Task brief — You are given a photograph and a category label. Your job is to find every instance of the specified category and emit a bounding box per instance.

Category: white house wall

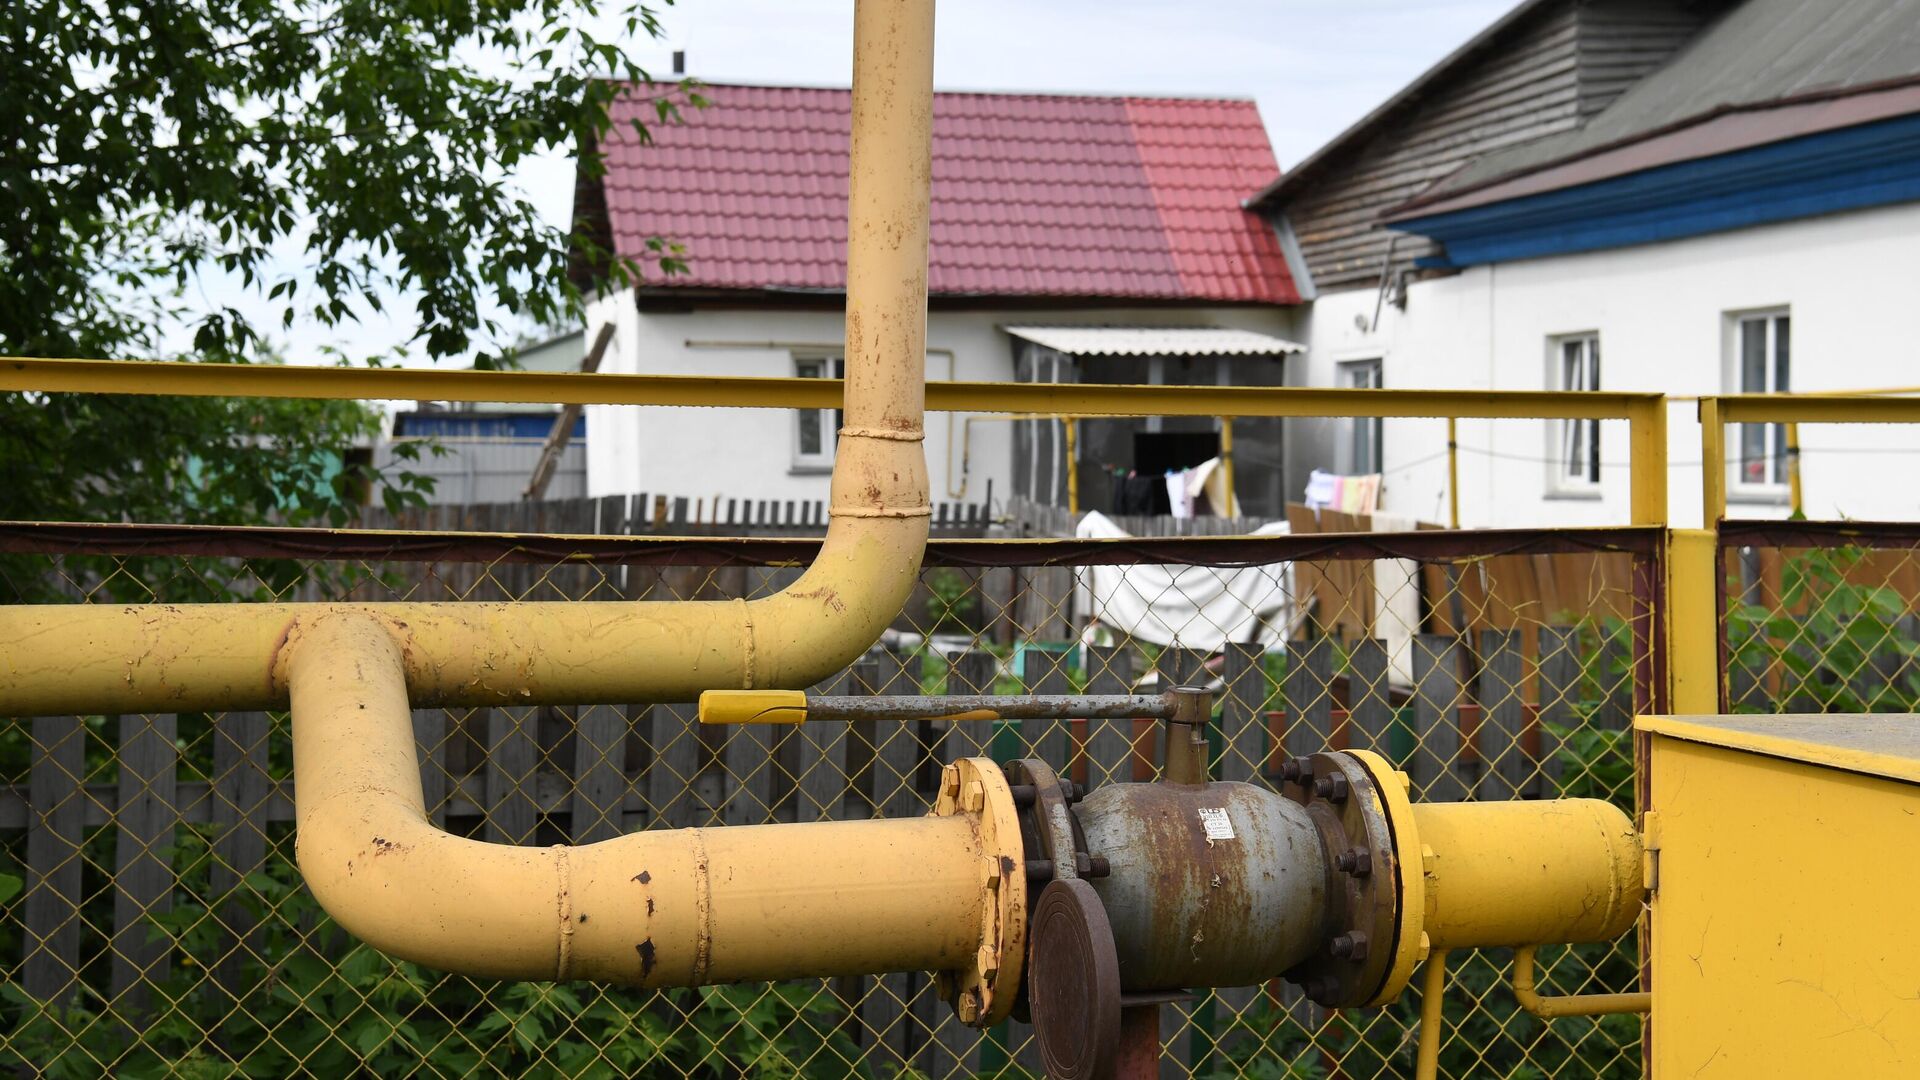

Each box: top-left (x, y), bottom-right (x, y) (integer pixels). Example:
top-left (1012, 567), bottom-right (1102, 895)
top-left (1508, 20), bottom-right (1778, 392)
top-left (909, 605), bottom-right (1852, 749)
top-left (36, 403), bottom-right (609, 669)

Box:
top-left (585, 299), bottom-right (1300, 513)
top-left (1294, 200), bottom-right (1920, 529)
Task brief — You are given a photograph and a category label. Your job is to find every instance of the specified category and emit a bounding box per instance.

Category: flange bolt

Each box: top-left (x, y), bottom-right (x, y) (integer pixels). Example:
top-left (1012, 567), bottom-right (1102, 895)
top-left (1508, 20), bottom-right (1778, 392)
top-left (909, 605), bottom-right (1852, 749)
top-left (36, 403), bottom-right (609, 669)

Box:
top-left (1313, 773), bottom-right (1350, 802)
top-left (1330, 932), bottom-right (1370, 962)
top-left (1333, 847), bottom-right (1372, 877)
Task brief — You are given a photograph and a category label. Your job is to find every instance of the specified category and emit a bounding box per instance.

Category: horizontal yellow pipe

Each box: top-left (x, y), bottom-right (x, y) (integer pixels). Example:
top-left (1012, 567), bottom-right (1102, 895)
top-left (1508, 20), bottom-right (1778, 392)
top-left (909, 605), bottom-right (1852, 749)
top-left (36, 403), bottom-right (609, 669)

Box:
top-left (0, 506), bottom-right (914, 713)
top-left (1412, 799), bottom-right (1643, 950)
top-left (1511, 944), bottom-right (1651, 1018)
top-left (291, 611), bottom-right (990, 984)
top-left (0, 356), bottom-right (1664, 421)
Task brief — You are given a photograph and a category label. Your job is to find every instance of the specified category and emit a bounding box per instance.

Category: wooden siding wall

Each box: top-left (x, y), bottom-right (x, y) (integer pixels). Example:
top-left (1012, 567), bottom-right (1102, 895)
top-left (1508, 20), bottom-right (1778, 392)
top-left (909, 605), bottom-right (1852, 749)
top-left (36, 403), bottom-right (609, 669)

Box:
top-left (1576, 0), bottom-right (1716, 119)
top-left (1280, 0), bottom-right (1709, 293)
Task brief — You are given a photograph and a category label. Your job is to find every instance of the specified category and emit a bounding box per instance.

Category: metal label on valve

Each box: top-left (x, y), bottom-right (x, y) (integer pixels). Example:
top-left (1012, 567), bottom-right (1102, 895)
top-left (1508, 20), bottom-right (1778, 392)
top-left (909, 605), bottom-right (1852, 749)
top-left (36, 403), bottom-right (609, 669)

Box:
top-left (1198, 807), bottom-right (1235, 841)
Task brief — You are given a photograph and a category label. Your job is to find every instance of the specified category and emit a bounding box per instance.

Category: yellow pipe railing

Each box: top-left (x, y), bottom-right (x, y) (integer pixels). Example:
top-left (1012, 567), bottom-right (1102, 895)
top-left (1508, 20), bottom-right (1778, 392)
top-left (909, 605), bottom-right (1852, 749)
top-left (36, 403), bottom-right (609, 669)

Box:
top-left (1700, 393), bottom-right (1920, 524)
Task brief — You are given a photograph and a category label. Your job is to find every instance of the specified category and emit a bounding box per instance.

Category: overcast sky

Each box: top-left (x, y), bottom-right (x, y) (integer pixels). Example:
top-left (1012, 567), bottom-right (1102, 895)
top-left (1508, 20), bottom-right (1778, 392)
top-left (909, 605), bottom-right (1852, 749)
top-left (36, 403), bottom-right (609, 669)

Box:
top-left (180, 0), bottom-right (1515, 365)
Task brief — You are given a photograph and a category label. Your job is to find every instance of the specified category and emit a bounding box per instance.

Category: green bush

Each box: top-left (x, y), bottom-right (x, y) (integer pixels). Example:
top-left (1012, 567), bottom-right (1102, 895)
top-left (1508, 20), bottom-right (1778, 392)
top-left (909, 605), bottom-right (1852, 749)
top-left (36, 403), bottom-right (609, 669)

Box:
top-left (1726, 544), bottom-right (1920, 712)
top-left (2, 849), bottom-right (866, 1079)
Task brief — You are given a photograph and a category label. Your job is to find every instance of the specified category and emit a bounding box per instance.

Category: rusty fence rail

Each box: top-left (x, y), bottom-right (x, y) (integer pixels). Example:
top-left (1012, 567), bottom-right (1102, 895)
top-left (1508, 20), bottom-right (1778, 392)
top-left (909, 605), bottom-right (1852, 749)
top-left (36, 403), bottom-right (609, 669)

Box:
top-left (0, 520), bottom-right (1660, 1079)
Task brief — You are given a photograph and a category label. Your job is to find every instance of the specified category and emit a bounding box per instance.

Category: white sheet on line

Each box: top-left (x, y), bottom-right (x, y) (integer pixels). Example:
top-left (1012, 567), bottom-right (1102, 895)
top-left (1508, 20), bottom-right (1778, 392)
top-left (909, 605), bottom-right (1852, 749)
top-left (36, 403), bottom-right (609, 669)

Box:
top-left (1073, 511), bottom-right (1297, 650)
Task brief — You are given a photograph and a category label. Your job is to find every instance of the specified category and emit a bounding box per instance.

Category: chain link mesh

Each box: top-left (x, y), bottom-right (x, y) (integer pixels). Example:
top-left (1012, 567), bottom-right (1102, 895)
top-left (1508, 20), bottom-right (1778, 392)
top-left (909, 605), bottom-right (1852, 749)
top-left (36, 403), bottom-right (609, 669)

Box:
top-left (0, 522), bottom-right (1658, 1078)
top-left (1721, 524), bottom-right (1920, 715)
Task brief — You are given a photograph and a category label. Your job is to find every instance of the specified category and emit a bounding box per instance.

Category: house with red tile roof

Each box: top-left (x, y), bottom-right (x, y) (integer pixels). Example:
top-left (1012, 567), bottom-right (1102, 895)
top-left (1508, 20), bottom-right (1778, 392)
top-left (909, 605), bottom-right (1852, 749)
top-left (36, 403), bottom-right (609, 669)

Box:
top-left (569, 83), bottom-right (1305, 517)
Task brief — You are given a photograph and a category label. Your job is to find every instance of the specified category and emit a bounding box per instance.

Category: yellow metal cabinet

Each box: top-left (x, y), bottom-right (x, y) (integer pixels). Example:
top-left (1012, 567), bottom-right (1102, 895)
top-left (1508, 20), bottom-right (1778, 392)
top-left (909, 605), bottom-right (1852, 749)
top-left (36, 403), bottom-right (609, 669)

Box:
top-left (1640, 714), bottom-right (1920, 1078)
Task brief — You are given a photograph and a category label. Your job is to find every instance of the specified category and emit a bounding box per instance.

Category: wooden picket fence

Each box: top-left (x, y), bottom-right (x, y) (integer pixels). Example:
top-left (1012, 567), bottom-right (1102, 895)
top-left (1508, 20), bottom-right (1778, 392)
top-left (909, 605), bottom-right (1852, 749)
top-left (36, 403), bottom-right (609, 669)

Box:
top-left (11, 619), bottom-right (1636, 1074)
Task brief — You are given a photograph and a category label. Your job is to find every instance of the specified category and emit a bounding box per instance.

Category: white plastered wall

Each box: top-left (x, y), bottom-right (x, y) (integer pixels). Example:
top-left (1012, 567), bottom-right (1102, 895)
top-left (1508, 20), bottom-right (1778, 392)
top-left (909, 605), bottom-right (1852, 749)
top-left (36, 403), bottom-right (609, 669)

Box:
top-left (584, 300), bottom-right (1301, 511)
top-left (1292, 200), bottom-right (1920, 528)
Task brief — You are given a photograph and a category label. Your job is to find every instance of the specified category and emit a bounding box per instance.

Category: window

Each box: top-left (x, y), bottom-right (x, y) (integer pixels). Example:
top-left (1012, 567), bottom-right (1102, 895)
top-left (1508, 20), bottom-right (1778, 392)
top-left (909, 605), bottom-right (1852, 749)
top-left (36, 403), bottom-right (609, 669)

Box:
top-left (1730, 312), bottom-right (1791, 491)
top-left (1343, 360), bottom-right (1383, 475)
top-left (1551, 334), bottom-right (1601, 489)
top-left (792, 356), bottom-right (844, 471)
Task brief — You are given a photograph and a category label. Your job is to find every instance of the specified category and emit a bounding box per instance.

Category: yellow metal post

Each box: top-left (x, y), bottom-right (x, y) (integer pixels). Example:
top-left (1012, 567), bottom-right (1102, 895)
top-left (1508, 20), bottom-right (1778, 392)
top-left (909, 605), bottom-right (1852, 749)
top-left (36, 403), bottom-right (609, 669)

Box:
top-left (1217, 417), bottom-right (1232, 517)
top-left (1446, 416), bottom-right (1460, 528)
top-left (1666, 528), bottom-right (1721, 716)
top-left (1785, 420), bottom-right (1803, 515)
top-left (1065, 417), bottom-right (1080, 515)
top-left (1699, 397), bottom-right (1726, 526)
top-left (1627, 397), bottom-right (1668, 526)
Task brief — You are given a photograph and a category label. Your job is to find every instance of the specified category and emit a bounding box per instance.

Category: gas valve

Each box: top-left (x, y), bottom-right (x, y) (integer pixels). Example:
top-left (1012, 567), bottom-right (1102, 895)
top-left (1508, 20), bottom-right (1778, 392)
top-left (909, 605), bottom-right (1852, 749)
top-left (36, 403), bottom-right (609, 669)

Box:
top-left (996, 686), bottom-right (1643, 1080)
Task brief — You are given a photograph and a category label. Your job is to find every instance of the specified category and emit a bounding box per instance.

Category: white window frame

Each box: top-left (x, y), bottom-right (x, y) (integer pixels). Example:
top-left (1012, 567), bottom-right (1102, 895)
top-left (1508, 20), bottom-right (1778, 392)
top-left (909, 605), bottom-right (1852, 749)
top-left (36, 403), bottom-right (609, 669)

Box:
top-left (1726, 309), bottom-right (1791, 498)
top-left (1341, 359), bottom-right (1383, 475)
top-left (791, 355), bottom-right (844, 472)
top-left (1547, 333), bottom-right (1602, 495)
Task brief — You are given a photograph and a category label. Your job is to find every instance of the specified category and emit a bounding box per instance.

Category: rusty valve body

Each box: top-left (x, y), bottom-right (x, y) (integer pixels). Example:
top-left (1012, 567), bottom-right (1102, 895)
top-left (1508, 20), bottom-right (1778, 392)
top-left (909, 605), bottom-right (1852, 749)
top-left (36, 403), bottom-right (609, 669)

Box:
top-left (1074, 780), bottom-right (1332, 990)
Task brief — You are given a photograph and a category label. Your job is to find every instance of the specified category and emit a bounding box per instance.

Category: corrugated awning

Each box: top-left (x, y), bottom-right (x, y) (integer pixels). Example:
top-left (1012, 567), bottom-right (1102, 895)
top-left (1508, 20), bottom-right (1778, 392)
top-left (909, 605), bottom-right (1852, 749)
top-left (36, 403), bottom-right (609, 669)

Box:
top-left (1004, 325), bottom-right (1304, 357)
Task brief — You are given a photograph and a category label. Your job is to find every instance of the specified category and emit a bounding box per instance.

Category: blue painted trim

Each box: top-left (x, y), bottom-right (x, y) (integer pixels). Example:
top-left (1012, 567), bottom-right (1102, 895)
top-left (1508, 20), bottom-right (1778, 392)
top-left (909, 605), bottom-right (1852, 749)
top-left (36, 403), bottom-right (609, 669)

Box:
top-left (396, 412), bottom-right (585, 440)
top-left (1394, 113), bottom-right (1920, 266)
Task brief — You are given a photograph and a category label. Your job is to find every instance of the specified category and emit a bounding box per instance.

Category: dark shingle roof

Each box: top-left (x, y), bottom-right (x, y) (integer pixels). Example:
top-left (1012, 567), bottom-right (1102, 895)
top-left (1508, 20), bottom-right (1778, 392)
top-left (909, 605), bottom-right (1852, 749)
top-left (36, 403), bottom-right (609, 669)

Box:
top-left (1408, 0), bottom-right (1920, 206)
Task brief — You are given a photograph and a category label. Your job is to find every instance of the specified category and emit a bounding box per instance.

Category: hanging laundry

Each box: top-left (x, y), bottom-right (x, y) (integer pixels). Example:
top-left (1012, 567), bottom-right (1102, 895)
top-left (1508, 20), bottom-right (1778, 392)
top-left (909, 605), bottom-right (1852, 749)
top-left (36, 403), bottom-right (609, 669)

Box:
top-left (1185, 456), bottom-right (1240, 517)
top-left (1304, 469), bottom-right (1338, 510)
top-left (1114, 472), bottom-right (1158, 515)
top-left (1166, 470), bottom-right (1195, 519)
top-left (1304, 469), bottom-right (1381, 515)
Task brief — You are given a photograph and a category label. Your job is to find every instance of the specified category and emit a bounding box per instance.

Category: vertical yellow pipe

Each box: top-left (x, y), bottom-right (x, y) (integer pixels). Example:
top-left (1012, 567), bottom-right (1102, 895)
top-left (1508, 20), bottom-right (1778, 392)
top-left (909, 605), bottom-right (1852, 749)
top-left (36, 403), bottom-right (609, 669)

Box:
top-left (1218, 417), bottom-right (1233, 516)
top-left (1785, 420), bottom-right (1803, 516)
top-left (1414, 950), bottom-right (1450, 1080)
top-left (1628, 397), bottom-right (1668, 527)
top-left (1666, 529), bottom-right (1721, 715)
top-left (1065, 417), bottom-right (1080, 514)
top-left (1699, 397), bottom-right (1726, 527)
top-left (1446, 416), bottom-right (1460, 529)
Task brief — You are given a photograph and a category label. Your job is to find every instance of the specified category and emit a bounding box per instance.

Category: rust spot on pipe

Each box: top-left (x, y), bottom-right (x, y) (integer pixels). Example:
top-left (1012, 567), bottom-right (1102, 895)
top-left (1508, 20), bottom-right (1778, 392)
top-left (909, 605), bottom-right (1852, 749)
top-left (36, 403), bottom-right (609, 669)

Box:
top-left (370, 836), bottom-right (407, 856)
top-left (637, 939), bottom-right (657, 979)
top-left (647, 897), bottom-right (655, 916)
top-left (792, 586), bottom-right (847, 615)
top-left (634, 870), bottom-right (651, 884)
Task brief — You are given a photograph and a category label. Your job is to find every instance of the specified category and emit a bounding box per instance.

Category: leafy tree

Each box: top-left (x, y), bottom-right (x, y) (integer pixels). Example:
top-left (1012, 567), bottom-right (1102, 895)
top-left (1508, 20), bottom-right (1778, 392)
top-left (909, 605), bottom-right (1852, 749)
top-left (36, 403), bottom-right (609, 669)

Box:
top-left (0, 0), bottom-right (694, 541)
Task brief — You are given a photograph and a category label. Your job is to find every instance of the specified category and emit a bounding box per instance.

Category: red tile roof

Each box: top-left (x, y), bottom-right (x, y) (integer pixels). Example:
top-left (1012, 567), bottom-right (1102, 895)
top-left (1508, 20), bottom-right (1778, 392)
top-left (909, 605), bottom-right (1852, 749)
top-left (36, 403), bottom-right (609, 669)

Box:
top-left (587, 84), bottom-right (1299, 305)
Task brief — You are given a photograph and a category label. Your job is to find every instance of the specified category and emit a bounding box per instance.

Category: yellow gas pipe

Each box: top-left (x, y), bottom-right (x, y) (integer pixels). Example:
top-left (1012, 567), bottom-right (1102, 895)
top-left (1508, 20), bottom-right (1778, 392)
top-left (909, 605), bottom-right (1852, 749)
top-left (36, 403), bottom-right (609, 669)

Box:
top-left (289, 611), bottom-right (1004, 986)
top-left (0, 0), bottom-right (933, 718)
top-left (0, 0), bottom-right (1036, 1021)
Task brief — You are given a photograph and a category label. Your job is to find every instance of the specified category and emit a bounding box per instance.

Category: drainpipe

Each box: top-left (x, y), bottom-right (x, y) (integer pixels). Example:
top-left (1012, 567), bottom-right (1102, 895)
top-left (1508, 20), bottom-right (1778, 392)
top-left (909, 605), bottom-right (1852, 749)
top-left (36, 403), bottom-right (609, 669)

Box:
top-left (0, 0), bottom-right (935, 717)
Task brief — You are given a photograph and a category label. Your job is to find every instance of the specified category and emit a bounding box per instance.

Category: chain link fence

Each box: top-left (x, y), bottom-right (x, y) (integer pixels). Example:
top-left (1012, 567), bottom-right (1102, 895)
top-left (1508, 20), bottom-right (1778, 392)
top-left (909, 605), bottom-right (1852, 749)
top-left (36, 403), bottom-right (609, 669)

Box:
top-left (0, 514), bottom-right (1661, 1079)
top-left (1720, 520), bottom-right (1920, 715)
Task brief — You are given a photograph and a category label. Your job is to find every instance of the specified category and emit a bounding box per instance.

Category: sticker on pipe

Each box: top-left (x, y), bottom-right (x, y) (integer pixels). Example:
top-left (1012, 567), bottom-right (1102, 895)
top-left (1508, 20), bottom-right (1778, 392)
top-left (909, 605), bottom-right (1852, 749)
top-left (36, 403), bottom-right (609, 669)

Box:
top-left (1197, 807), bottom-right (1235, 842)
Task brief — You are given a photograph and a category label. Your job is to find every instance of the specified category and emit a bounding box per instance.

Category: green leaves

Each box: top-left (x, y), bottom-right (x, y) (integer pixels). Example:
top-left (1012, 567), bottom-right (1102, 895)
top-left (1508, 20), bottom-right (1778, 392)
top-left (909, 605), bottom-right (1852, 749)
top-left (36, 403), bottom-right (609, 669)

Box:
top-left (0, 856), bottom-right (864, 1077)
top-left (1727, 545), bottom-right (1920, 713)
top-left (2, 0), bottom-right (691, 545)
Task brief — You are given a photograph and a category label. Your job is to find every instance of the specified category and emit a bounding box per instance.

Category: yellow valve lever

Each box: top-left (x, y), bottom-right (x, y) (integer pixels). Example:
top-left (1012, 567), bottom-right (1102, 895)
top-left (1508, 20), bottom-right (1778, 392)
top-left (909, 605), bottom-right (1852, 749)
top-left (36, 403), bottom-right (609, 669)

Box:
top-left (699, 689), bottom-right (808, 725)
